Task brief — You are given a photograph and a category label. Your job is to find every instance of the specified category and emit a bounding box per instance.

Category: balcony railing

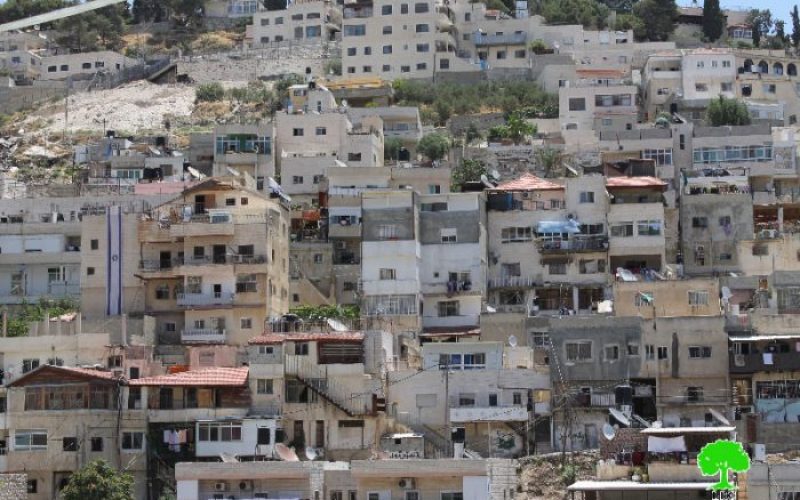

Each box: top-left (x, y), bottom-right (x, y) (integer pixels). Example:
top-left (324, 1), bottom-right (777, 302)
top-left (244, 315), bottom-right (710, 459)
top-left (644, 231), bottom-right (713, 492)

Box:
top-left (573, 392), bottom-right (615, 407)
top-left (422, 314), bottom-right (480, 329)
top-left (176, 292), bottom-right (234, 307)
top-left (730, 352), bottom-right (800, 373)
top-left (181, 329), bottom-right (226, 343)
top-left (487, 275), bottom-right (538, 289)
top-left (538, 236), bottom-right (609, 253)
top-left (473, 32), bottom-right (527, 46)
top-left (450, 405), bottom-right (529, 423)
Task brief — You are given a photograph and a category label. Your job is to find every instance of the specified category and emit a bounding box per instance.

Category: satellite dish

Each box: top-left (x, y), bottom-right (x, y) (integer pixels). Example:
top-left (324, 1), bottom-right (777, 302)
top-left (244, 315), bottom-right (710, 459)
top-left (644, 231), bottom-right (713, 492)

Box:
top-left (653, 421), bottom-right (663, 428)
top-left (305, 447), bottom-right (318, 460)
top-left (486, 305), bottom-right (497, 313)
top-left (721, 286), bottom-right (732, 300)
top-left (327, 317), bottom-right (348, 332)
top-left (602, 423), bottom-right (616, 441)
top-left (508, 334), bottom-right (518, 348)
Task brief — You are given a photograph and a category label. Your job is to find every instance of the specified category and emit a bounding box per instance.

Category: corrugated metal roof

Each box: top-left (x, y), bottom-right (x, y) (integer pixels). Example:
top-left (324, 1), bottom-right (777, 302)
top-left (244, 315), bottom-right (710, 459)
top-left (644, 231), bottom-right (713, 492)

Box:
top-left (248, 332), bottom-right (365, 345)
top-left (129, 367), bottom-right (249, 387)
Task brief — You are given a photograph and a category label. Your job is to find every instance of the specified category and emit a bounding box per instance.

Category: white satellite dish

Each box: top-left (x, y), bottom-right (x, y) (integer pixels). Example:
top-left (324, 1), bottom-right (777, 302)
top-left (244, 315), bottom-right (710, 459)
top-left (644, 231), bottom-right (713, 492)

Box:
top-left (508, 334), bottom-right (518, 348)
top-left (721, 286), bottom-right (732, 300)
top-left (305, 447), bottom-right (318, 460)
top-left (327, 317), bottom-right (348, 332)
top-left (602, 423), bottom-right (616, 441)
top-left (486, 305), bottom-right (497, 313)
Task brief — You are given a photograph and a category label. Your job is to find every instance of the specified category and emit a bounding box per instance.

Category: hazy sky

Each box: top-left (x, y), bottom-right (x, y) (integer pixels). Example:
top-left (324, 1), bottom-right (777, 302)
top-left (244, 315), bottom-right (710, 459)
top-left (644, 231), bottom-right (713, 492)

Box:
top-left (708, 0), bottom-right (792, 23)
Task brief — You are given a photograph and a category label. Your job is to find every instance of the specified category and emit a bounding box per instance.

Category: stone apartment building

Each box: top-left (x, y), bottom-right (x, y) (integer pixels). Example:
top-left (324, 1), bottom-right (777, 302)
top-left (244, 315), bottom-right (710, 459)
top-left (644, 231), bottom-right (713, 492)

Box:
top-left (248, 0), bottom-right (342, 47)
top-left (136, 177), bottom-right (290, 347)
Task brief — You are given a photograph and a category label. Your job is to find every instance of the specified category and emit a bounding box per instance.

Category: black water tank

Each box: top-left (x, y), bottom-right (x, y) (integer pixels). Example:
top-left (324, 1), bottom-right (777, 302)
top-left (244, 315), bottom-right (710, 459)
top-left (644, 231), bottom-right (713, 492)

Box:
top-left (615, 385), bottom-right (633, 406)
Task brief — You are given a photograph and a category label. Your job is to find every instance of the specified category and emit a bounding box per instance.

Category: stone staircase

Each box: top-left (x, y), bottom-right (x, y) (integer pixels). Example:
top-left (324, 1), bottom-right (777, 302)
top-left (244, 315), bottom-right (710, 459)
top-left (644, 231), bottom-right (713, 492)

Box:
top-left (284, 355), bottom-right (373, 417)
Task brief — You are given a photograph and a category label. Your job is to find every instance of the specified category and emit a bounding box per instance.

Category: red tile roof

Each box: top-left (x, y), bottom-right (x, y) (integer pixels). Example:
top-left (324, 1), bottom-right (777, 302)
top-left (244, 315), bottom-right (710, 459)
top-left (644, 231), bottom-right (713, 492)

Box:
top-left (129, 367), bottom-right (249, 387)
top-left (249, 332), bottom-right (365, 345)
top-left (491, 173), bottom-right (564, 192)
top-left (606, 176), bottom-right (667, 189)
top-left (8, 364), bottom-right (119, 387)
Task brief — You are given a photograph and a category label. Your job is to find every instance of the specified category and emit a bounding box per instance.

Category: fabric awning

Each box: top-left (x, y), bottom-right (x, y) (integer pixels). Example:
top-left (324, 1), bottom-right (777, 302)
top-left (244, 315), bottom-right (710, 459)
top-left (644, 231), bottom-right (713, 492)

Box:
top-left (647, 435), bottom-right (687, 453)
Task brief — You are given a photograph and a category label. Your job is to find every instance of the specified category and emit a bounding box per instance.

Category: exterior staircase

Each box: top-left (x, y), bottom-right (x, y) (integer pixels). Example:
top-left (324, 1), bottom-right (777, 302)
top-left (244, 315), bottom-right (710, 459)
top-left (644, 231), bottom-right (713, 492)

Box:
top-left (284, 355), bottom-right (372, 417)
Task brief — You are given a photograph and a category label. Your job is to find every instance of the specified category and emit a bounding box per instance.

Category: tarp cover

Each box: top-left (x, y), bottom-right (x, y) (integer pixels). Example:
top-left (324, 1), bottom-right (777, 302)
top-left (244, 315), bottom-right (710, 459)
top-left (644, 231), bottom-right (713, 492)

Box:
top-left (647, 435), bottom-right (687, 453)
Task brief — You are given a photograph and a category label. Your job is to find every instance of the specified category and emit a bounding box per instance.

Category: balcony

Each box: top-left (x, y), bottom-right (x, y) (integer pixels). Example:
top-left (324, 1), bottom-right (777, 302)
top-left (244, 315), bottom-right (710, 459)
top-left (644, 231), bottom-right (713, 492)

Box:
top-left (421, 280), bottom-right (478, 295)
top-left (169, 217), bottom-right (235, 238)
top-left (573, 392), bottom-right (615, 408)
top-left (487, 275), bottom-right (539, 289)
top-left (473, 32), bottom-right (527, 46)
top-left (176, 292), bottom-right (234, 308)
top-left (329, 223), bottom-right (361, 239)
top-left (538, 236), bottom-right (608, 254)
top-left (422, 314), bottom-right (480, 329)
top-left (181, 328), bottom-right (227, 344)
top-left (450, 405), bottom-right (529, 423)
top-left (729, 351), bottom-right (800, 374)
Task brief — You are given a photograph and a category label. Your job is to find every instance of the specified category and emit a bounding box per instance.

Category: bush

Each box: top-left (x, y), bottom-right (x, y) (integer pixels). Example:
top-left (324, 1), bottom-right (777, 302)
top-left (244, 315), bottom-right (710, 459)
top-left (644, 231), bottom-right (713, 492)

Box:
top-left (417, 133), bottom-right (451, 162)
top-left (706, 96), bottom-right (751, 126)
top-left (195, 82), bottom-right (225, 103)
top-left (324, 58), bottom-right (342, 76)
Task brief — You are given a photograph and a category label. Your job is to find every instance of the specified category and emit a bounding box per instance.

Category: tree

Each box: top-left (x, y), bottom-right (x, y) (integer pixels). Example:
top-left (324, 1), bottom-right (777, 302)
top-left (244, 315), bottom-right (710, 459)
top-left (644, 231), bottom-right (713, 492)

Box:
top-left (0, 0), bottom-right (68, 24)
top-left (452, 159), bottom-right (487, 191)
top-left (289, 304), bottom-right (359, 320)
top-left (706, 96), bottom-right (751, 127)
top-left (465, 122), bottom-right (483, 144)
top-left (195, 82), bottom-right (225, 103)
top-left (384, 137), bottom-right (403, 162)
top-left (505, 113), bottom-right (537, 145)
top-left (697, 440), bottom-right (750, 491)
top-left (791, 5), bottom-right (800, 49)
top-left (774, 20), bottom-right (788, 47)
top-left (633, 0), bottom-right (678, 41)
top-left (54, 4), bottom-right (128, 51)
top-left (417, 133), bottom-right (450, 162)
top-left (614, 13), bottom-right (647, 40)
top-left (540, 0), bottom-right (609, 29)
top-left (702, 0), bottom-right (724, 41)
top-left (748, 9), bottom-right (773, 47)
top-left (536, 147), bottom-right (567, 178)
top-left (61, 460), bottom-right (134, 500)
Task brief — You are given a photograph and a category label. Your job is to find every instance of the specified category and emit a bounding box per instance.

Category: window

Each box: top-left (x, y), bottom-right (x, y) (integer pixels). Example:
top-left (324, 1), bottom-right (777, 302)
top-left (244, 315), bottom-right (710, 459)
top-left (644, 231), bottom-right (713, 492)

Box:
top-left (429, 184), bottom-right (442, 194)
top-left (496, 50), bottom-right (506, 60)
top-left (60, 64), bottom-right (68, 71)
top-left (348, 152), bottom-right (362, 161)
top-left (529, 332), bottom-right (550, 347)
top-left (347, 47), bottom-right (356, 56)
top-left (753, 244), bottom-right (769, 256)
top-left (692, 217), bottom-right (708, 228)
top-left (292, 176), bottom-right (304, 184)
top-left (314, 254), bottom-right (323, 264)
top-left (198, 421), bottom-right (243, 442)
top-left (315, 127), bottom-right (327, 136)
top-left (236, 274), bottom-right (257, 293)
top-left (642, 148), bottom-right (672, 166)
top-left (637, 220), bottom-right (661, 236)
top-left (688, 290), bottom-right (709, 306)
top-left (416, 63), bottom-right (427, 70)
top-left (610, 222), bottom-right (634, 237)
top-left (379, 268), bottom-right (396, 280)
top-left (382, 5), bottom-right (392, 14)
top-left (15, 430), bottom-right (47, 450)
top-left (364, 47), bottom-right (371, 55)
top-left (383, 45), bottom-right (392, 54)
top-left (343, 24), bottom-right (366, 36)
top-left (295, 343), bottom-right (309, 355)
top-left (258, 345), bottom-right (274, 355)
top-left (257, 379), bottom-right (273, 394)
top-left (22, 359), bottom-right (39, 373)
top-left (627, 343), bottom-right (639, 356)
top-left (438, 353), bottom-right (485, 370)
top-left (401, 65), bottom-right (411, 73)
top-left (121, 431), bottom-right (144, 451)
top-left (548, 262), bottom-right (566, 275)
top-left (689, 346), bottom-right (712, 358)
top-left (415, 24), bottom-right (429, 33)
top-left (722, 60), bottom-right (731, 67)
top-left (565, 341), bottom-right (592, 362)
top-left (441, 492), bottom-right (464, 500)
top-left (377, 224), bottom-right (398, 240)
top-left (27, 480), bottom-right (37, 494)
top-left (695, 83), bottom-right (708, 92)
top-left (568, 98), bottom-right (586, 111)
top-left (90, 239), bottom-right (99, 250)
top-left (291, 13), bottom-right (303, 20)
top-left (240, 318), bottom-right (253, 329)
top-left (764, 84), bottom-right (776, 94)
top-left (595, 94), bottom-right (632, 107)
top-left (501, 227), bottom-right (532, 243)
top-left (383, 25), bottom-right (392, 34)
top-left (687, 386), bottom-right (704, 402)
top-left (440, 228), bottom-right (457, 243)
top-left (338, 420), bottom-right (365, 428)
top-left (579, 192), bottom-right (594, 203)
top-left (91, 437), bottom-right (103, 452)
top-left (63, 437), bottom-right (78, 451)
top-left (721, 82), bottom-right (732, 92)
top-left (48, 65), bottom-right (56, 72)
top-left (604, 345), bottom-right (619, 361)
top-left (437, 300), bottom-right (459, 317)
top-left (515, 49), bottom-right (526, 58)
top-left (260, 17), bottom-right (269, 25)
top-left (458, 393), bottom-right (475, 407)
top-left (275, 16), bottom-right (283, 24)
top-left (292, 128), bottom-right (304, 137)
top-left (657, 346), bottom-right (668, 360)
top-left (645, 345), bottom-right (654, 360)
top-left (401, 3), bottom-right (408, 13)
top-left (416, 43), bottom-right (429, 53)
top-left (48, 267), bottom-right (64, 283)
top-left (414, 2), bottom-right (429, 12)
top-left (165, 322), bottom-right (176, 333)
top-left (155, 284), bottom-right (170, 300)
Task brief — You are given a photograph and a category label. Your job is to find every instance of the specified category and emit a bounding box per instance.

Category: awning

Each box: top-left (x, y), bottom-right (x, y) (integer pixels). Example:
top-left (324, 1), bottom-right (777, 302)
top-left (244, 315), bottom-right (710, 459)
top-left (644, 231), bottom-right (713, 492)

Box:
top-left (537, 220), bottom-right (581, 234)
top-left (640, 426), bottom-right (735, 435)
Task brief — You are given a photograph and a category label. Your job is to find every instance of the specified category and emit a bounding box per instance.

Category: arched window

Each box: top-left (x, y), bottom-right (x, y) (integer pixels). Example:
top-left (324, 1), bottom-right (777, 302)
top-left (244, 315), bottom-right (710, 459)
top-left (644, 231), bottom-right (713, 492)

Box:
top-left (774, 62), bottom-right (784, 75)
top-left (743, 59), bottom-right (754, 72)
top-left (758, 60), bottom-right (769, 74)
top-left (788, 63), bottom-right (797, 77)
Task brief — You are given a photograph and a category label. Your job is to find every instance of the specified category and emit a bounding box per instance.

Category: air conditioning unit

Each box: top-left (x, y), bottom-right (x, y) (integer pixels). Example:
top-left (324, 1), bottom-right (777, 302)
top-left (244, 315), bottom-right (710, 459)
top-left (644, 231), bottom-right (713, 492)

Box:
top-left (214, 482), bottom-right (228, 492)
top-left (239, 481), bottom-right (254, 491)
top-left (399, 478), bottom-right (416, 489)
top-left (734, 354), bottom-right (745, 367)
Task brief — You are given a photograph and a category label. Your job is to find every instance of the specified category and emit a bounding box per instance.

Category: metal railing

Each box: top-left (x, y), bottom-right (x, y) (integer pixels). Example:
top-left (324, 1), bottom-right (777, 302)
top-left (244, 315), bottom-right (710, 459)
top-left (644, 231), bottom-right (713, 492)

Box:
top-left (176, 292), bottom-right (234, 307)
top-left (181, 329), bottom-right (226, 343)
top-left (284, 354), bottom-right (372, 416)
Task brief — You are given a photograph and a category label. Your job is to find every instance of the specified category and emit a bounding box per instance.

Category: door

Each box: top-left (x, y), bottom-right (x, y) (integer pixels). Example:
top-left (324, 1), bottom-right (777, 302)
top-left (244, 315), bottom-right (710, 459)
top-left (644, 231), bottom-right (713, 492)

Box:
top-left (159, 387), bottom-right (173, 409)
top-left (293, 420), bottom-right (305, 447)
top-left (213, 284), bottom-right (222, 299)
top-left (213, 245), bottom-right (226, 264)
top-left (194, 195), bottom-right (205, 213)
top-left (159, 251), bottom-right (171, 269)
top-left (315, 420), bottom-right (325, 448)
top-left (584, 424), bottom-right (598, 449)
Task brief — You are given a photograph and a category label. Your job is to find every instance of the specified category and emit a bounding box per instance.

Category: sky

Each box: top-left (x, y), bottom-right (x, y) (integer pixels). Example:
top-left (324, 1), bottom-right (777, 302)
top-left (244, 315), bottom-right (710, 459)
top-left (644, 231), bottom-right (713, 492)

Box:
top-left (702, 0), bottom-right (792, 23)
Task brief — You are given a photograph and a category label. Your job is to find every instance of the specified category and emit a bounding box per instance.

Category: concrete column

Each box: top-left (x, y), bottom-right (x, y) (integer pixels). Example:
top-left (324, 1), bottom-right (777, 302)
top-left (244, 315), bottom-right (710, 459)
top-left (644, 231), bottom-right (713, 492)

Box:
top-left (572, 286), bottom-right (579, 312)
top-left (778, 206), bottom-right (784, 232)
